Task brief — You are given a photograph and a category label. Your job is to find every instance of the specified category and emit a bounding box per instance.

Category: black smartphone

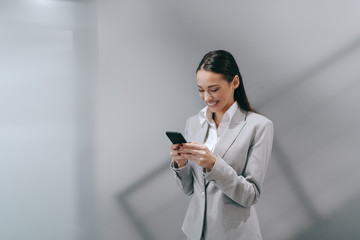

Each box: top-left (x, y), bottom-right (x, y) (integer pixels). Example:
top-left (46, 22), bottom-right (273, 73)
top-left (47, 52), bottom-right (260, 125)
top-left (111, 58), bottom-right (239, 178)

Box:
top-left (166, 131), bottom-right (187, 144)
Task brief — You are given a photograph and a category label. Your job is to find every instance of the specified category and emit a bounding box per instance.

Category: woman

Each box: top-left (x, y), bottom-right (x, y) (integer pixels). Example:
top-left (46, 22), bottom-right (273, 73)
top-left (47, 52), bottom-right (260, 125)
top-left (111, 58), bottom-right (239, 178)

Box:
top-left (170, 50), bottom-right (274, 240)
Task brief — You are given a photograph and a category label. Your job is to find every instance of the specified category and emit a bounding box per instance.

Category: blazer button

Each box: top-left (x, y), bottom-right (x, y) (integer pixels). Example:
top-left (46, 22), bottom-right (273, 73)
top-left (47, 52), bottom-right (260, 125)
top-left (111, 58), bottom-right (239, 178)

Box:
top-left (202, 191), bottom-right (205, 197)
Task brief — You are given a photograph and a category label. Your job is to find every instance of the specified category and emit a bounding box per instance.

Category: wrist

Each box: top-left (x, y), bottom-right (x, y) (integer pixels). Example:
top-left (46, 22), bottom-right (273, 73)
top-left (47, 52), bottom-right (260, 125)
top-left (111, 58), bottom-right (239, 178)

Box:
top-left (206, 154), bottom-right (217, 172)
top-left (174, 160), bottom-right (187, 168)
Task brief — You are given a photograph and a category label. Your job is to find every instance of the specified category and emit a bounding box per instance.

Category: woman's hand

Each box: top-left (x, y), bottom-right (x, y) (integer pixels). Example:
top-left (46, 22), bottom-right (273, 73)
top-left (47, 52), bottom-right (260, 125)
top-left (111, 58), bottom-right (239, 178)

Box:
top-left (178, 142), bottom-right (217, 172)
top-left (170, 144), bottom-right (188, 168)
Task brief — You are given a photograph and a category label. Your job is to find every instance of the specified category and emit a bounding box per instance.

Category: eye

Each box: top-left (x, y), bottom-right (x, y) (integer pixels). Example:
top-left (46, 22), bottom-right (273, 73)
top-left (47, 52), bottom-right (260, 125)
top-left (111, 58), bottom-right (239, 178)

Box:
top-left (211, 88), bottom-right (219, 93)
top-left (198, 89), bottom-right (204, 93)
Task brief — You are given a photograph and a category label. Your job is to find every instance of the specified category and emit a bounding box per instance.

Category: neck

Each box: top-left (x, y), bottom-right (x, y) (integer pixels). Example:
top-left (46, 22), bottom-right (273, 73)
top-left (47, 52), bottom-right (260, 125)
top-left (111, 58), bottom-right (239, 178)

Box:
top-left (213, 112), bottom-right (223, 128)
top-left (213, 100), bottom-right (235, 127)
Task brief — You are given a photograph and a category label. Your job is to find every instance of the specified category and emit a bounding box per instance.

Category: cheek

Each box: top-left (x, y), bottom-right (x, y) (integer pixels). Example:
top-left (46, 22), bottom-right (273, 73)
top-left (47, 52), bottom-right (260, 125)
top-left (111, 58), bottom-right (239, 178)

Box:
top-left (213, 91), bottom-right (223, 100)
top-left (220, 90), bottom-right (231, 100)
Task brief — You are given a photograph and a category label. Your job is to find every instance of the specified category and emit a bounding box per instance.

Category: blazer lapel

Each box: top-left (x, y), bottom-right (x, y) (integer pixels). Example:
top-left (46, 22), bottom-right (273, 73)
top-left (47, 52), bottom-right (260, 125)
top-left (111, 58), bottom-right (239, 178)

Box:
top-left (213, 108), bottom-right (247, 158)
top-left (194, 120), bottom-right (209, 144)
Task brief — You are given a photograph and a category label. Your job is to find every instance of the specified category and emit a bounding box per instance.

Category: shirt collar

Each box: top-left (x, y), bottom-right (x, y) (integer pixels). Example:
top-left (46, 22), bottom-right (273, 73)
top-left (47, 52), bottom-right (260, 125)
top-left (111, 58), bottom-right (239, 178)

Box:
top-left (198, 101), bottom-right (239, 125)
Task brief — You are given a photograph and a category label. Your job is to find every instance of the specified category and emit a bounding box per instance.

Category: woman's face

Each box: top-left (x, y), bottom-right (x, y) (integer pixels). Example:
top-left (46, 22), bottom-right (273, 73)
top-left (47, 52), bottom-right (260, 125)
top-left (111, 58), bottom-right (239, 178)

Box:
top-left (196, 70), bottom-right (239, 115)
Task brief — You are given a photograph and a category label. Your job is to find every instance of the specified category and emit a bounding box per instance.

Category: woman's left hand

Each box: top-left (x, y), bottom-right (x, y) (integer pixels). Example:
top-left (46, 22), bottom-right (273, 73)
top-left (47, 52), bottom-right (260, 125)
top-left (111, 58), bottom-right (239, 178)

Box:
top-left (179, 142), bottom-right (217, 171)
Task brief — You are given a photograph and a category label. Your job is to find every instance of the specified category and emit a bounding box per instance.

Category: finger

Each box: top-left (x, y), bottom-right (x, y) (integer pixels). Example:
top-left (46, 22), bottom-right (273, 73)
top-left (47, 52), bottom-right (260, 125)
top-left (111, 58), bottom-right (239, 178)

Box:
top-left (170, 144), bottom-right (178, 150)
top-left (171, 143), bottom-right (183, 150)
top-left (179, 148), bottom-right (205, 155)
top-left (170, 150), bottom-right (189, 159)
top-left (181, 153), bottom-right (202, 163)
top-left (174, 155), bottom-right (188, 162)
top-left (173, 157), bottom-right (187, 162)
top-left (171, 152), bottom-right (185, 160)
top-left (170, 151), bottom-right (182, 157)
top-left (175, 158), bottom-right (188, 164)
top-left (182, 142), bottom-right (207, 151)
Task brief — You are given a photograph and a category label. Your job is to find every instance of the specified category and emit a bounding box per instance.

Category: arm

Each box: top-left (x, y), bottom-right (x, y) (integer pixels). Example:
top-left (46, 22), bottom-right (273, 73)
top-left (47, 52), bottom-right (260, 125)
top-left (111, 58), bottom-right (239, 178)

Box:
top-left (170, 119), bottom-right (194, 195)
top-left (205, 120), bottom-right (274, 207)
top-left (171, 161), bottom-right (193, 196)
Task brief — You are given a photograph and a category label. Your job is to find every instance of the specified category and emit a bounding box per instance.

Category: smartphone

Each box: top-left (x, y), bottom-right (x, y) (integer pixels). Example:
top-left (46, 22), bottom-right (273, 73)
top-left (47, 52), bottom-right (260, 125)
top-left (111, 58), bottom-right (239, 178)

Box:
top-left (166, 131), bottom-right (187, 144)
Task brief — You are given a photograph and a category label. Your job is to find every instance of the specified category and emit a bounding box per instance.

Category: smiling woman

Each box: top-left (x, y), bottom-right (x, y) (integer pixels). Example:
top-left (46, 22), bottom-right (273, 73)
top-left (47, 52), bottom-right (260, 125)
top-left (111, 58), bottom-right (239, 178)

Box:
top-left (170, 50), bottom-right (274, 240)
top-left (197, 50), bottom-right (256, 113)
top-left (196, 70), bottom-right (239, 127)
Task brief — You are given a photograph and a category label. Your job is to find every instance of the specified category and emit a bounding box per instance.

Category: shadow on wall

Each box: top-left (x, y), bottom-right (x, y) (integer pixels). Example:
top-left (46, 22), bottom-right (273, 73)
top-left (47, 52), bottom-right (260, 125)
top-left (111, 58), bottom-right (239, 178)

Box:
top-left (293, 191), bottom-right (360, 240)
top-left (116, 155), bottom-right (360, 240)
top-left (117, 160), bottom-right (189, 240)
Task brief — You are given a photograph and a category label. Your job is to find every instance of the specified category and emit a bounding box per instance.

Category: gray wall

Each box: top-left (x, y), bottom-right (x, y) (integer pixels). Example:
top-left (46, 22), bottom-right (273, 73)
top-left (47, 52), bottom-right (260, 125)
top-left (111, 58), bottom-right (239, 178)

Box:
top-left (1, 1), bottom-right (360, 240)
top-left (96, 1), bottom-right (360, 240)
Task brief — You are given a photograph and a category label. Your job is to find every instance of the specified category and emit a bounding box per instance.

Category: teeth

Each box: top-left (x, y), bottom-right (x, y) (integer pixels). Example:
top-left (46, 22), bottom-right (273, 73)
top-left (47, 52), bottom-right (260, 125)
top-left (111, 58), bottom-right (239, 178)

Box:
top-left (208, 101), bottom-right (218, 106)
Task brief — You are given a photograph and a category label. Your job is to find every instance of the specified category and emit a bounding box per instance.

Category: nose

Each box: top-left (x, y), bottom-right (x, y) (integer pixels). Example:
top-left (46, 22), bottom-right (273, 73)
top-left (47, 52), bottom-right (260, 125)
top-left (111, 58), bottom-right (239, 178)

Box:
top-left (204, 91), bottom-right (212, 102)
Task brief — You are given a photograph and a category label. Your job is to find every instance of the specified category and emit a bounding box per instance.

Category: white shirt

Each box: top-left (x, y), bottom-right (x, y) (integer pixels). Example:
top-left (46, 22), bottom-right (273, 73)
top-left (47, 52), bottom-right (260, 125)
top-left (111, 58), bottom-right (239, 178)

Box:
top-left (198, 101), bottom-right (239, 152)
top-left (172, 102), bottom-right (239, 171)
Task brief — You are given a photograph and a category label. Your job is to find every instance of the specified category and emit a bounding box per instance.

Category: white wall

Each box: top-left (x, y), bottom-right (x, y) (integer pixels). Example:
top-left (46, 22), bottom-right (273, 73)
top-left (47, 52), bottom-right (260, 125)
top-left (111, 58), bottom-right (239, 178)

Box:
top-left (0, 1), bottom-right (78, 240)
top-left (0, 1), bottom-right (98, 240)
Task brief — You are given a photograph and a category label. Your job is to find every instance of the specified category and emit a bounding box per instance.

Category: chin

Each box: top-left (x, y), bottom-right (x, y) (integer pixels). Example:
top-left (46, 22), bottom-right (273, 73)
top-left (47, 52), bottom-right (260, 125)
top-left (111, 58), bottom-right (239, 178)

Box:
top-left (208, 105), bottom-right (221, 113)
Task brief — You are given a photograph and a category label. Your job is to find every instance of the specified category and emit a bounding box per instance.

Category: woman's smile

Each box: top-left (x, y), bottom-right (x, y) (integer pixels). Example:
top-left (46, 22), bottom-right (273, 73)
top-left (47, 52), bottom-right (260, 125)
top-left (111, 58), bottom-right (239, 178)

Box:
top-left (207, 100), bottom-right (220, 107)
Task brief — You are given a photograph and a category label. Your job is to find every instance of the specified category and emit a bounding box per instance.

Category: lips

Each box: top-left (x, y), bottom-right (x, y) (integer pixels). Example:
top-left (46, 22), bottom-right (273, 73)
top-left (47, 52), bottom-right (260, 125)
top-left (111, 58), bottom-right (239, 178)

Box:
top-left (207, 100), bottom-right (219, 107)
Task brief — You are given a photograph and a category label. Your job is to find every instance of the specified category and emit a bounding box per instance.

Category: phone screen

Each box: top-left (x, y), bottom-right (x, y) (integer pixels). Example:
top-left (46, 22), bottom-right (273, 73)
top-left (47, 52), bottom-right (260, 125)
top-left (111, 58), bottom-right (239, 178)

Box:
top-left (166, 131), bottom-right (187, 144)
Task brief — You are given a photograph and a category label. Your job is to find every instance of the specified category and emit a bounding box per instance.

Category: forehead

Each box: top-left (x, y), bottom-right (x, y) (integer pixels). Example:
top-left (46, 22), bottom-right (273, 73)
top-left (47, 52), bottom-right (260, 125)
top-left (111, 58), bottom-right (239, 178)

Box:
top-left (196, 70), bottom-right (227, 87)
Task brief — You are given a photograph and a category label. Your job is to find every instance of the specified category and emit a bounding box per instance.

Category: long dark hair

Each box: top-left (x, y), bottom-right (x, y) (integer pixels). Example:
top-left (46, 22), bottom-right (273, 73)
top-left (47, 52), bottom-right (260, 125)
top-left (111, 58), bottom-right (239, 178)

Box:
top-left (196, 50), bottom-right (256, 113)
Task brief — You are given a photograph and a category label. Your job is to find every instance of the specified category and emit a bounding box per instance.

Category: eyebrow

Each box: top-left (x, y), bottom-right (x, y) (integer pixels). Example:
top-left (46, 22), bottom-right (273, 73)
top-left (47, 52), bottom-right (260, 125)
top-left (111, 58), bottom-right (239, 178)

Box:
top-left (197, 84), bottom-right (220, 89)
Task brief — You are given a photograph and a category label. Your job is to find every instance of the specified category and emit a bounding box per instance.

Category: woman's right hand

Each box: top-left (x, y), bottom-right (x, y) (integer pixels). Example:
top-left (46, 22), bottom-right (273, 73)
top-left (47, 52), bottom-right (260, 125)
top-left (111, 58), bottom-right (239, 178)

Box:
top-left (170, 144), bottom-right (188, 168)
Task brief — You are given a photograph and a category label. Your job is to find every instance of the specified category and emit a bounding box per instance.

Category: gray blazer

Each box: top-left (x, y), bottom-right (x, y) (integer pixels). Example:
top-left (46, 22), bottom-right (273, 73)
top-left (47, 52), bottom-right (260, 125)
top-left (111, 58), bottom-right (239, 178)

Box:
top-left (172, 107), bottom-right (274, 240)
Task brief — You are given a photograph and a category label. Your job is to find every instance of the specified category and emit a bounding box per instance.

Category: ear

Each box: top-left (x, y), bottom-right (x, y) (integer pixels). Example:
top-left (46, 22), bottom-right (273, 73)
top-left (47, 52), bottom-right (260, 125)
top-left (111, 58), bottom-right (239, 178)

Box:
top-left (232, 75), bottom-right (240, 89)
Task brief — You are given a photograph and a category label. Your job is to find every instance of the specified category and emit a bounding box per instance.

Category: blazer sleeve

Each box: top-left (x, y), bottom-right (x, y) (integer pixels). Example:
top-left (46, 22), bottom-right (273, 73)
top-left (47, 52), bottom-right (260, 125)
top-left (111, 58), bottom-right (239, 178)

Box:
top-left (171, 118), bottom-right (194, 196)
top-left (204, 119), bottom-right (274, 207)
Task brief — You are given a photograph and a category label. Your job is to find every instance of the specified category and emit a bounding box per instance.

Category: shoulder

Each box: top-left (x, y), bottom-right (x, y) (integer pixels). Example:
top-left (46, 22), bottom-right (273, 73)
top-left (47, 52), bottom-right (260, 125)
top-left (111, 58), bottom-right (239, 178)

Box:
top-left (183, 113), bottom-right (203, 140)
top-left (246, 111), bottom-right (273, 131)
top-left (185, 113), bottom-right (202, 130)
top-left (187, 113), bottom-right (201, 124)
